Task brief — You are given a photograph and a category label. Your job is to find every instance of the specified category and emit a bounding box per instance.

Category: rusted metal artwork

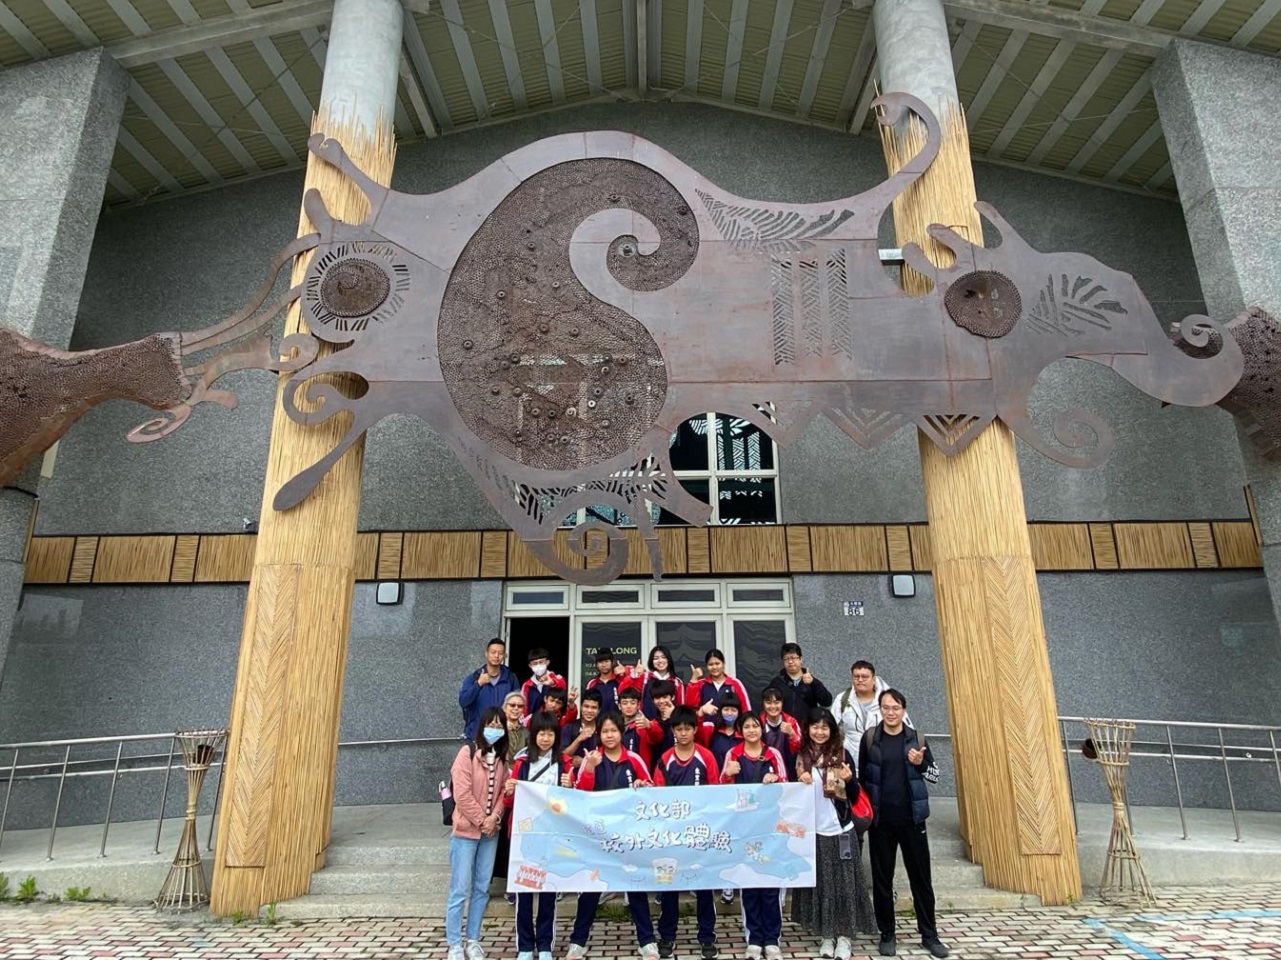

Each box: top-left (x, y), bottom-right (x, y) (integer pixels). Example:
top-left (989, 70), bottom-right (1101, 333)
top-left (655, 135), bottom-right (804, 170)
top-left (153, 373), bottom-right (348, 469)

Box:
top-left (1173, 307), bottom-right (1281, 460)
top-left (0, 95), bottom-right (1250, 583)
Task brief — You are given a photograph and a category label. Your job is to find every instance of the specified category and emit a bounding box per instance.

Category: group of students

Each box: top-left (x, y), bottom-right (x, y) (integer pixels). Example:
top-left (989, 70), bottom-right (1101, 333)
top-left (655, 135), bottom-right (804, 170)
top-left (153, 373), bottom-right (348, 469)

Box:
top-left (448, 639), bottom-right (950, 960)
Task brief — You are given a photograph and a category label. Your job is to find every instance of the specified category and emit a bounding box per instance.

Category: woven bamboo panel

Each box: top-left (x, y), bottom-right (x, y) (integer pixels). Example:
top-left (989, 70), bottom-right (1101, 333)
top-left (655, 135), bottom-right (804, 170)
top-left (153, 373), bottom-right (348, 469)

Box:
top-left (809, 525), bottom-right (888, 572)
top-left (785, 526), bottom-right (813, 572)
top-left (195, 535), bottom-right (257, 582)
top-left (1213, 521), bottom-right (1263, 568)
top-left (92, 535), bottom-right (176, 583)
top-left (480, 531), bottom-right (508, 578)
top-left (908, 525), bottom-right (932, 571)
top-left (616, 528), bottom-right (688, 576)
top-left (354, 533), bottom-right (378, 580)
top-left (886, 525), bottom-right (913, 571)
top-left (507, 530), bottom-right (587, 578)
top-left (686, 527), bottom-right (711, 574)
top-left (68, 537), bottom-right (98, 583)
top-left (1187, 522), bottom-right (1218, 568)
top-left (709, 526), bottom-right (788, 573)
top-left (1028, 524), bottom-right (1093, 571)
top-left (401, 532), bottom-right (481, 579)
top-left (1088, 524), bottom-right (1119, 570)
top-left (24, 536), bottom-right (74, 584)
top-left (171, 534), bottom-right (200, 582)
top-left (1114, 523), bottom-right (1195, 570)
top-left (376, 532), bottom-right (403, 580)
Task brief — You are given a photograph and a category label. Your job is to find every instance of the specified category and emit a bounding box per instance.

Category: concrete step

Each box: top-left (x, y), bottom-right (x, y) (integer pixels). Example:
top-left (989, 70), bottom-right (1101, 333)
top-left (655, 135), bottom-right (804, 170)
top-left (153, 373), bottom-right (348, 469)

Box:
top-left (309, 864), bottom-right (451, 894)
top-left (326, 841), bottom-right (452, 866)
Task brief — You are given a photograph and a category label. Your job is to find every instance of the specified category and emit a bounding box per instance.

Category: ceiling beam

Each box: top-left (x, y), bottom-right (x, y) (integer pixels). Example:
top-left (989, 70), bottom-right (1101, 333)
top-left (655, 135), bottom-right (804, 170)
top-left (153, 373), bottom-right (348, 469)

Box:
top-left (625, 0), bottom-right (640, 93)
top-left (797, 0), bottom-right (845, 118)
top-left (438, 0), bottom-right (492, 120)
top-left (403, 9), bottom-right (452, 129)
top-left (835, 17), bottom-right (876, 131)
top-left (1144, 158), bottom-right (1172, 191)
top-left (684, 0), bottom-right (704, 92)
top-left (942, 0), bottom-right (1166, 56)
top-left (0, 4), bottom-right (49, 58)
top-left (579, 0), bottom-right (604, 95)
top-left (1024, 48), bottom-right (1122, 165)
top-left (721, 0), bottom-right (750, 104)
top-left (965, 28), bottom-right (1028, 132)
top-left (1064, 69), bottom-right (1153, 174)
top-left (647, 0), bottom-right (662, 90)
top-left (487, 0), bottom-right (528, 110)
top-left (636, 0), bottom-right (649, 95)
top-left (533, 0), bottom-right (566, 103)
top-left (1103, 117), bottom-right (1162, 183)
top-left (109, 0), bottom-right (335, 69)
top-left (126, 79), bottom-right (224, 184)
top-left (985, 37), bottom-right (1074, 159)
top-left (1233, 0), bottom-right (1281, 46)
top-left (758, 0), bottom-right (794, 110)
top-left (116, 128), bottom-right (184, 193)
top-left (398, 51), bottom-right (438, 137)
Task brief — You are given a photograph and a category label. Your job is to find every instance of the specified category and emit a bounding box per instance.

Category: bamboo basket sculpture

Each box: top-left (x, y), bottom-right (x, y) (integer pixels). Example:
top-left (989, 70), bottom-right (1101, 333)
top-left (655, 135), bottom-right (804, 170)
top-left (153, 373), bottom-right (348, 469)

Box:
top-left (155, 729), bottom-right (228, 910)
top-left (1083, 718), bottom-right (1154, 903)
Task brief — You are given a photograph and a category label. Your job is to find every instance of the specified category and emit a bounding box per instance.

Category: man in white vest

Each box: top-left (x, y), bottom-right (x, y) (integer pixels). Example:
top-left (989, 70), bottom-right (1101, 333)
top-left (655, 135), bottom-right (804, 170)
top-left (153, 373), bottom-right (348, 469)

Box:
top-left (836, 660), bottom-right (909, 771)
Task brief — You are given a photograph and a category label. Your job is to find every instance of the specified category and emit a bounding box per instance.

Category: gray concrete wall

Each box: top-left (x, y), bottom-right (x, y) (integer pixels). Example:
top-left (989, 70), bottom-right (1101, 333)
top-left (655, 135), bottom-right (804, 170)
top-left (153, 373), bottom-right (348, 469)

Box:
top-left (0, 579), bottom-right (501, 829)
top-left (35, 100), bottom-right (1247, 536)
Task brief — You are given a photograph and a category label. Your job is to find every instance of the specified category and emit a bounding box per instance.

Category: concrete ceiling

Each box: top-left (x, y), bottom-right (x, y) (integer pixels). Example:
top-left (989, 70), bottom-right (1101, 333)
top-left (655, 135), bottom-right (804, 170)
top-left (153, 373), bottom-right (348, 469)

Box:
top-left (1, 0), bottom-right (1279, 208)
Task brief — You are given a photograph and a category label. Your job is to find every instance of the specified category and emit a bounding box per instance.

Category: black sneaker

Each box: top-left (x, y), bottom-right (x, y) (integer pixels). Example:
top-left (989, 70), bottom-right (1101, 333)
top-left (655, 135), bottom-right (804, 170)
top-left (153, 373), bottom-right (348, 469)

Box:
top-left (657, 940), bottom-right (675, 959)
top-left (922, 941), bottom-right (950, 959)
top-left (877, 939), bottom-right (896, 957)
top-left (700, 943), bottom-right (719, 960)
top-left (719, 889), bottom-right (735, 905)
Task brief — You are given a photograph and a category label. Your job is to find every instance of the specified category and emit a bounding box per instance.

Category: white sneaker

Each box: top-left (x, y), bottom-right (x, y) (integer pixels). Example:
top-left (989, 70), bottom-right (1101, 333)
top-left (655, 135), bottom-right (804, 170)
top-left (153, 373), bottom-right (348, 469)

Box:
top-left (465, 941), bottom-right (486, 960)
top-left (835, 937), bottom-right (852, 960)
top-left (745, 947), bottom-right (763, 960)
top-left (566, 945), bottom-right (587, 960)
top-left (640, 944), bottom-right (660, 960)
top-left (538, 952), bottom-right (554, 960)
top-left (764, 948), bottom-right (783, 960)
top-left (447, 946), bottom-right (465, 960)
top-left (517, 953), bottom-right (534, 960)
top-left (819, 939), bottom-right (835, 958)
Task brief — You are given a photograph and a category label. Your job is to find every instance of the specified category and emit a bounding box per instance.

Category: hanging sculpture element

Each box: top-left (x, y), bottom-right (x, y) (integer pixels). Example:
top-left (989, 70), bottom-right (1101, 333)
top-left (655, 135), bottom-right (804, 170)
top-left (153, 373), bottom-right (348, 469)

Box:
top-left (0, 96), bottom-right (1250, 583)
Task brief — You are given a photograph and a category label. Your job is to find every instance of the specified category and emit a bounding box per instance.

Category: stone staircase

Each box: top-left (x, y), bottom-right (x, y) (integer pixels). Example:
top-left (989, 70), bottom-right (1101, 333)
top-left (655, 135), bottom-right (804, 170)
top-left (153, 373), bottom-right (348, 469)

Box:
top-left (276, 815), bottom-right (1028, 920)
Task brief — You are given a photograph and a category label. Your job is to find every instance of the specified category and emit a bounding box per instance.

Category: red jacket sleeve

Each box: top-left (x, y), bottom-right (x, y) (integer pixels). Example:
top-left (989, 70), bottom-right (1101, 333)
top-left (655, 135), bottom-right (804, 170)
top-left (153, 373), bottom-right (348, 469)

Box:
top-left (784, 712), bottom-right (802, 753)
top-left (619, 669), bottom-right (644, 695)
top-left (642, 721), bottom-right (663, 748)
top-left (698, 745), bottom-right (720, 783)
top-left (575, 763), bottom-right (596, 791)
top-left (719, 743), bottom-right (743, 783)
top-left (696, 720), bottom-right (714, 747)
top-left (684, 678), bottom-right (704, 708)
top-left (504, 755), bottom-right (527, 809)
top-left (731, 677), bottom-right (752, 713)
top-left (768, 746), bottom-right (789, 782)
top-left (628, 751), bottom-right (652, 783)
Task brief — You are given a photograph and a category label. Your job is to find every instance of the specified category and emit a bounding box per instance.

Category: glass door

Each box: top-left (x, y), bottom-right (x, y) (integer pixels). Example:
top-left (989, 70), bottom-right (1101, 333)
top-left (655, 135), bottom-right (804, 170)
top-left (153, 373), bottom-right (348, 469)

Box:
top-left (731, 618), bottom-right (791, 710)
top-left (655, 619), bottom-right (722, 687)
top-left (577, 620), bottom-right (643, 693)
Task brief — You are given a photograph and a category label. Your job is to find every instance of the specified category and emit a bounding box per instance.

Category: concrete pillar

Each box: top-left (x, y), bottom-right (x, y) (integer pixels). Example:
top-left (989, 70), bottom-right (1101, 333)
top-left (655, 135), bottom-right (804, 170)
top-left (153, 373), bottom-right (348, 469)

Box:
top-left (0, 49), bottom-right (129, 683)
top-left (1152, 40), bottom-right (1281, 624)
top-left (871, 0), bottom-right (1082, 903)
top-left (210, 0), bottom-right (403, 917)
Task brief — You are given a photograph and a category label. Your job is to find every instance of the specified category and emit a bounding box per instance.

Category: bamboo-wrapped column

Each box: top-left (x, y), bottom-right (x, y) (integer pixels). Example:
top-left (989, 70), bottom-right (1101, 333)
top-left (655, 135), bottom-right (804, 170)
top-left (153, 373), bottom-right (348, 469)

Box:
top-left (210, 0), bottom-right (402, 917)
top-left (871, 0), bottom-right (1081, 904)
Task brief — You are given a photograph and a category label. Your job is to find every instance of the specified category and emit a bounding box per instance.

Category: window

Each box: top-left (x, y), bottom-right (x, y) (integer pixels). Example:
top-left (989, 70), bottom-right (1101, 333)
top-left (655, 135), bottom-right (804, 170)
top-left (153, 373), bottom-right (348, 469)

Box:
top-left (559, 413), bottom-right (782, 529)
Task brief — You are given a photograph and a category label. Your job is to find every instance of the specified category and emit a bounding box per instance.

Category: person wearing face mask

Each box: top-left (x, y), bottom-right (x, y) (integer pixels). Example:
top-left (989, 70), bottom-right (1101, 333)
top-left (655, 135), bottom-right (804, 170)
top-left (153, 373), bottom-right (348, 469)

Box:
top-left (446, 708), bottom-right (511, 960)
top-left (521, 647), bottom-right (567, 718)
top-left (698, 692), bottom-right (744, 768)
top-left (620, 645), bottom-right (686, 719)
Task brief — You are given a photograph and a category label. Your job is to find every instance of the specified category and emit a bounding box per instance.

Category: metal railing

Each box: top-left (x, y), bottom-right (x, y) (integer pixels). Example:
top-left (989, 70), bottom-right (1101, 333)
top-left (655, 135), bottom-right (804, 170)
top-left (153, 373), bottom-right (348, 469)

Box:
top-left (0, 731), bottom-right (464, 862)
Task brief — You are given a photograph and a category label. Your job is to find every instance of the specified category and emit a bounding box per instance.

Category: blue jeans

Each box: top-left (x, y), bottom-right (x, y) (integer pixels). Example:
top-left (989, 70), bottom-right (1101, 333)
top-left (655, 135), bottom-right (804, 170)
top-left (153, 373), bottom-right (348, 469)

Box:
top-left (447, 833), bottom-right (500, 945)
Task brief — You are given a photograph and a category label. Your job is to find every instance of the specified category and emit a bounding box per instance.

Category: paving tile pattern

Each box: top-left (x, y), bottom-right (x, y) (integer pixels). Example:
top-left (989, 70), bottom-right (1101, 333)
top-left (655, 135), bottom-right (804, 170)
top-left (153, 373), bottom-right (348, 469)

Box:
top-left (1, 885), bottom-right (1279, 959)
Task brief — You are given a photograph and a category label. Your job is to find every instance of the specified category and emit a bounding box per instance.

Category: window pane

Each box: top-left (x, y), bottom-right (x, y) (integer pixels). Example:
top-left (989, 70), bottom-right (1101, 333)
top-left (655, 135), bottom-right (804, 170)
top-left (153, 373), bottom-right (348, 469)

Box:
top-left (732, 588), bottom-right (786, 603)
top-left (658, 477), bottom-right (710, 526)
top-left (715, 415), bottom-right (775, 471)
top-left (655, 620), bottom-right (718, 679)
top-left (717, 477), bottom-right (778, 524)
top-left (733, 620), bottom-right (789, 707)
top-left (669, 417), bottom-right (710, 471)
top-left (656, 588), bottom-right (717, 604)
top-left (580, 622), bottom-right (643, 689)
top-left (581, 590), bottom-right (641, 604)
top-left (510, 590), bottom-right (566, 605)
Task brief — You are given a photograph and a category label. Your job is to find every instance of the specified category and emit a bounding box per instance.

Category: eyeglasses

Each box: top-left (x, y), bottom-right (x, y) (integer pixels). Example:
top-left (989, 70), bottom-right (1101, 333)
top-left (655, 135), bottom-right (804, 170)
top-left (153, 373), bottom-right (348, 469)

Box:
top-left (852, 673), bottom-right (874, 681)
top-left (782, 655), bottom-right (802, 663)
top-left (880, 704), bottom-right (903, 713)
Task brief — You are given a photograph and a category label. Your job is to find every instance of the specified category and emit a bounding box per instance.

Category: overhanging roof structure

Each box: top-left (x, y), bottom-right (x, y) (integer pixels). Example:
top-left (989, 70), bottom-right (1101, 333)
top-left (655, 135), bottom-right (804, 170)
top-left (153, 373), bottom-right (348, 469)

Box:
top-left (2, 0), bottom-right (1279, 208)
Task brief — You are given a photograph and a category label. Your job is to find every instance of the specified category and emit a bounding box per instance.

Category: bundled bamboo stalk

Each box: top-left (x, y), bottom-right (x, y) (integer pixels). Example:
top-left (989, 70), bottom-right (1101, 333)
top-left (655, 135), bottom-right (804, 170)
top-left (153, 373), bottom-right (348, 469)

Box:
top-left (1084, 719), bottom-right (1155, 903)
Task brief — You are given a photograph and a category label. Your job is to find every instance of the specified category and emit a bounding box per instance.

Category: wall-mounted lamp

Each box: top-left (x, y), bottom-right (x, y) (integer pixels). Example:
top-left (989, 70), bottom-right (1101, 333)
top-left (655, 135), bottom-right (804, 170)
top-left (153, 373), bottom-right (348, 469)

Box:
top-left (889, 574), bottom-right (915, 598)
top-left (375, 581), bottom-right (404, 606)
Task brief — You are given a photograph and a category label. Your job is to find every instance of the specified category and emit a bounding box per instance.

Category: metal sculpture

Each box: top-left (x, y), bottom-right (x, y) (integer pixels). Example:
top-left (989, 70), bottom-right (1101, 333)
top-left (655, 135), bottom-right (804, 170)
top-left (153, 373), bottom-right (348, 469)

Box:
top-left (0, 95), bottom-right (1250, 583)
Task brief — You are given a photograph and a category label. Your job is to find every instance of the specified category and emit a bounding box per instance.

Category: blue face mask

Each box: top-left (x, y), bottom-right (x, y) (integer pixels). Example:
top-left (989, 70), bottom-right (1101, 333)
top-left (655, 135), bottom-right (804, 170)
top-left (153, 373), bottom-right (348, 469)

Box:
top-left (483, 727), bottom-right (504, 745)
top-left (722, 713), bottom-right (739, 728)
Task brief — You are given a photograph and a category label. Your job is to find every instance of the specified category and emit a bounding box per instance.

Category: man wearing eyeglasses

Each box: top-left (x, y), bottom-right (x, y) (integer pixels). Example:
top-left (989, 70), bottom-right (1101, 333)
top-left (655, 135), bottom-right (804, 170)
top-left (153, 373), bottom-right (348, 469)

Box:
top-left (767, 641), bottom-right (832, 720)
top-left (836, 660), bottom-right (909, 773)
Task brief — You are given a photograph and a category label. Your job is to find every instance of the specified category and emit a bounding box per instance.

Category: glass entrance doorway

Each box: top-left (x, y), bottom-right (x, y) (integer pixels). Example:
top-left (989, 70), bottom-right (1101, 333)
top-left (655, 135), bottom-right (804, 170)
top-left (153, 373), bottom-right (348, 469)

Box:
top-left (503, 580), bottom-right (794, 707)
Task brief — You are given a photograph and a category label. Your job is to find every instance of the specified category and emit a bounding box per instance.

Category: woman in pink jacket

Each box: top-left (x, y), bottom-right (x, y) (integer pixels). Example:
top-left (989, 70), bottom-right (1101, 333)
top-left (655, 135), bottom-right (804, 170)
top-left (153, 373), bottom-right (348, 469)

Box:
top-left (447, 707), bottom-right (511, 960)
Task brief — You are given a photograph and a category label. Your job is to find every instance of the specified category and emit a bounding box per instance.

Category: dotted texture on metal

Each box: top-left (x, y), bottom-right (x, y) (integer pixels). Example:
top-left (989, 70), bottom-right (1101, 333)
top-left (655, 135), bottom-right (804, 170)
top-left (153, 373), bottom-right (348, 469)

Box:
top-left (945, 270), bottom-right (1022, 338)
top-left (438, 159), bottom-right (695, 472)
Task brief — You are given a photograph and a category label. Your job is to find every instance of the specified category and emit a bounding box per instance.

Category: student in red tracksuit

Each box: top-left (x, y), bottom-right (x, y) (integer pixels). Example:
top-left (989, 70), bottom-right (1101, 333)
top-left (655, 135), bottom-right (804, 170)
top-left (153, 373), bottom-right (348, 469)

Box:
top-left (760, 685), bottom-right (802, 773)
top-left (566, 712), bottom-right (657, 960)
top-left (618, 686), bottom-right (664, 768)
top-left (561, 688), bottom-right (601, 771)
top-left (697, 692), bottom-right (744, 768)
top-left (652, 706), bottom-right (720, 959)
top-left (685, 649), bottom-right (752, 719)
top-left (720, 713), bottom-right (789, 960)
top-left (648, 679), bottom-right (678, 761)
top-left (620, 645), bottom-right (686, 720)
top-left (521, 647), bottom-right (567, 719)
top-left (504, 712), bottom-right (573, 960)
top-left (586, 647), bottom-right (625, 713)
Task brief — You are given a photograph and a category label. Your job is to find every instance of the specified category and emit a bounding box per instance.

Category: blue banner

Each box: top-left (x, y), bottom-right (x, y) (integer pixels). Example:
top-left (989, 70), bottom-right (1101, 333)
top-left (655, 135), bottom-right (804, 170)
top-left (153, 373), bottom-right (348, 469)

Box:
top-left (507, 782), bottom-right (817, 893)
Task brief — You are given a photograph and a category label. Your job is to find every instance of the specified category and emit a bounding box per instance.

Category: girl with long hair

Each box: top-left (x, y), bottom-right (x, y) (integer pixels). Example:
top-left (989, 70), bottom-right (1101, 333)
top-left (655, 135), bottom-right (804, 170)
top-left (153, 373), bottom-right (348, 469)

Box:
top-left (790, 708), bottom-right (875, 960)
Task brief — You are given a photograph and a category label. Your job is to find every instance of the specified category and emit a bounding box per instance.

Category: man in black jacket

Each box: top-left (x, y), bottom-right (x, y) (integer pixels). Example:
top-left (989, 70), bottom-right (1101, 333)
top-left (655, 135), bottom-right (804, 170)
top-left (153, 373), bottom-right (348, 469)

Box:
top-left (768, 641), bottom-right (833, 719)
top-left (857, 688), bottom-right (948, 959)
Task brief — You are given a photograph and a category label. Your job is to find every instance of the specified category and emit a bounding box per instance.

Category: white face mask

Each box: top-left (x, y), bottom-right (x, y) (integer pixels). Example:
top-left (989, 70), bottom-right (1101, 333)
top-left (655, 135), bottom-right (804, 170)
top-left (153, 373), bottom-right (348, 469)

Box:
top-left (532, 663), bottom-right (549, 677)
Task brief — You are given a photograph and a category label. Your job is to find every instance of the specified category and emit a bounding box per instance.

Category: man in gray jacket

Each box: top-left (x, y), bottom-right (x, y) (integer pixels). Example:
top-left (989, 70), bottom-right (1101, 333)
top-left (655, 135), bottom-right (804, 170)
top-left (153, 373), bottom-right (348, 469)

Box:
top-left (836, 660), bottom-right (909, 771)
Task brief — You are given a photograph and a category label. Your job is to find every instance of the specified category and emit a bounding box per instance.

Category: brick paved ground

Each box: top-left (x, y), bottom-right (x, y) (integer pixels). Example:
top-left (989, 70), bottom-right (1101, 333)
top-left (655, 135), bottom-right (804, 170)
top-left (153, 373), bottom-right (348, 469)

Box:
top-left (1, 885), bottom-right (1279, 959)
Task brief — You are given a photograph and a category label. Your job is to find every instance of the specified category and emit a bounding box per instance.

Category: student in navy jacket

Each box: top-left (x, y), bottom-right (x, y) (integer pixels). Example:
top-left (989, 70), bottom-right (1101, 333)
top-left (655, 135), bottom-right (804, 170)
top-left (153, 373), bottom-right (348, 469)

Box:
top-left (585, 647), bottom-right (625, 713)
top-left (504, 712), bottom-right (573, 960)
top-left (566, 712), bottom-right (657, 960)
top-left (652, 707), bottom-right (720, 959)
top-left (620, 644), bottom-right (686, 720)
top-left (685, 649), bottom-right (752, 718)
top-left (618, 685), bottom-right (664, 769)
top-left (759, 685), bottom-right (802, 773)
top-left (720, 713), bottom-right (788, 960)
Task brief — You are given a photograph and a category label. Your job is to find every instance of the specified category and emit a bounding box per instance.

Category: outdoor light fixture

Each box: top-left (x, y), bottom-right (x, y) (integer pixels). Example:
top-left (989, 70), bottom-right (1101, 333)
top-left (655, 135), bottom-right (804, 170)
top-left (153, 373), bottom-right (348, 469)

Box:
top-left (375, 581), bottom-right (403, 606)
top-left (889, 574), bottom-right (915, 598)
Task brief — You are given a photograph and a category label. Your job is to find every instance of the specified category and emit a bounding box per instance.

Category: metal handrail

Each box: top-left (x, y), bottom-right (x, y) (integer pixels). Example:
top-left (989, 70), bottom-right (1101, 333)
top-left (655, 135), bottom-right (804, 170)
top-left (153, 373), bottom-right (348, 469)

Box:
top-left (0, 731), bottom-right (464, 862)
